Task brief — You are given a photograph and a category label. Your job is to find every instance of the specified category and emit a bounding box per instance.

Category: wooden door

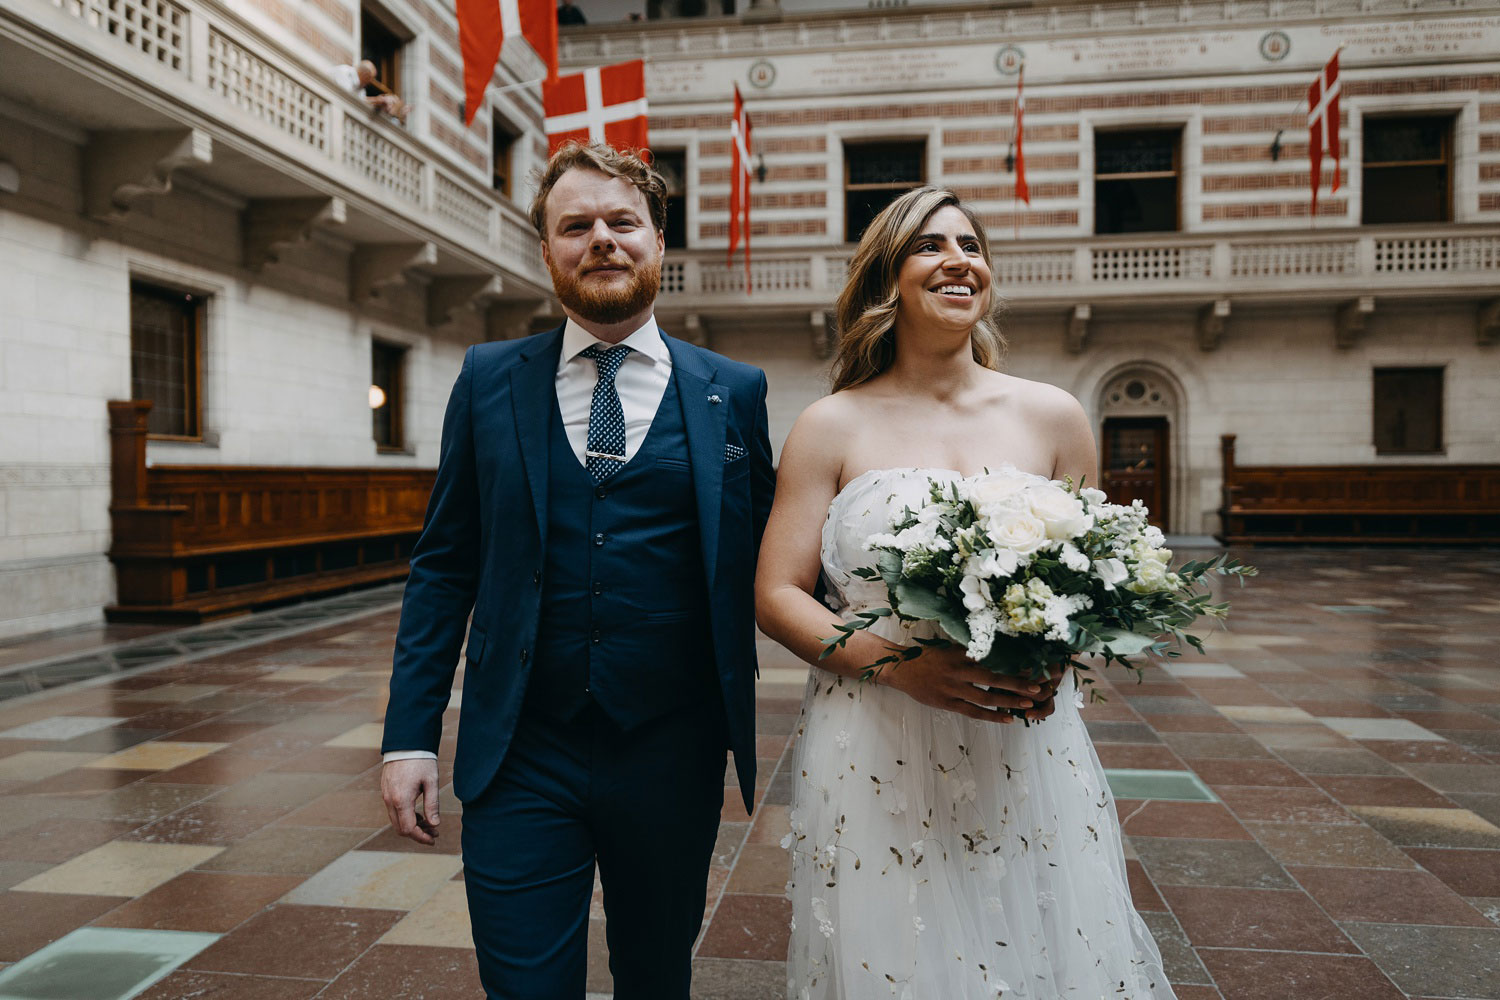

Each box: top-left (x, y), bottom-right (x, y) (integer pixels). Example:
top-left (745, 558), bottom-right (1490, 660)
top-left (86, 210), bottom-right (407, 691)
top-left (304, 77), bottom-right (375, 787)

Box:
top-left (1101, 417), bottom-right (1170, 528)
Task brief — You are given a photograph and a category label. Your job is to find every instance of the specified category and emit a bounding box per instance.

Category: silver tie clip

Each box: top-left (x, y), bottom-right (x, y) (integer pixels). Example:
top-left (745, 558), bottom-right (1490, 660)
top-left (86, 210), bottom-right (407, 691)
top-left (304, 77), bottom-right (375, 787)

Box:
top-left (586, 449), bottom-right (627, 462)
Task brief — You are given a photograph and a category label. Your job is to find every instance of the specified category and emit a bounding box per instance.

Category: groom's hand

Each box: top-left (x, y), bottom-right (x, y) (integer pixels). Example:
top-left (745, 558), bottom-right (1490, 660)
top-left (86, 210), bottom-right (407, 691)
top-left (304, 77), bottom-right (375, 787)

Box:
top-left (882, 645), bottom-right (1044, 723)
top-left (381, 758), bottom-right (441, 845)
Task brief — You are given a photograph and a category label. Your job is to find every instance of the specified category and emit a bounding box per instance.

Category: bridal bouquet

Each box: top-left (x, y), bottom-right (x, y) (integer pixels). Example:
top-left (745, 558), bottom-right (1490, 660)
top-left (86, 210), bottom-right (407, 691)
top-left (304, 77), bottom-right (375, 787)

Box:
top-left (820, 470), bottom-right (1254, 714)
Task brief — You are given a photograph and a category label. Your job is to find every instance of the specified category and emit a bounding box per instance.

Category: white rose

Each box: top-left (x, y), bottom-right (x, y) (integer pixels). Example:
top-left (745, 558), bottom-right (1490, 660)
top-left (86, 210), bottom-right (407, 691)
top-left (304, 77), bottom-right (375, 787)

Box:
top-left (1027, 485), bottom-right (1094, 540)
top-left (986, 510), bottom-right (1049, 554)
top-left (966, 472), bottom-right (1033, 511)
top-left (1094, 557), bottom-right (1129, 590)
top-left (1080, 487), bottom-right (1108, 506)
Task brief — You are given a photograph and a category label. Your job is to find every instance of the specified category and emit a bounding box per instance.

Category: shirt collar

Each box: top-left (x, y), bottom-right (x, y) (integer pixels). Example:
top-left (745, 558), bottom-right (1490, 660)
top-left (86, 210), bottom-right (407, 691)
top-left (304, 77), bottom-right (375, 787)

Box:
top-left (559, 315), bottom-right (670, 373)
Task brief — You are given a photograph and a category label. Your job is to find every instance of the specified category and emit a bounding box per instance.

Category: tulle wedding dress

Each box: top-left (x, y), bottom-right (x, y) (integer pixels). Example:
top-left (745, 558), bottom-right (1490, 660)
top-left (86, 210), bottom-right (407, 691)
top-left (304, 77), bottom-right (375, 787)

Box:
top-left (785, 467), bottom-right (1176, 1000)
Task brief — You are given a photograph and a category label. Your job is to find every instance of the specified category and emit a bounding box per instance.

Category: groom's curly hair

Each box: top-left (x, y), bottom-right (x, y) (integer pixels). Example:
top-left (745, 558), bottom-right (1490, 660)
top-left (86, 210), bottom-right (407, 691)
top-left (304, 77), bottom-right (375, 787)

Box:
top-left (528, 141), bottom-right (670, 239)
top-left (829, 187), bottom-right (1007, 393)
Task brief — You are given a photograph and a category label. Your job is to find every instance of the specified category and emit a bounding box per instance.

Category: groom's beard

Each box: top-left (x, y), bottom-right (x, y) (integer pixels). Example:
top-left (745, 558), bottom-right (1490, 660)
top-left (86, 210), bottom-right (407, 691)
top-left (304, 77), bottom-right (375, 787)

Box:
top-left (549, 251), bottom-right (661, 326)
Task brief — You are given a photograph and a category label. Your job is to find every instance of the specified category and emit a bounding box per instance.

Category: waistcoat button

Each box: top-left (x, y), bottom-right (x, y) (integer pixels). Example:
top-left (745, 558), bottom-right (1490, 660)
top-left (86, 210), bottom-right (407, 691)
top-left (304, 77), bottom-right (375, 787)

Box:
top-left (593, 533), bottom-right (605, 547)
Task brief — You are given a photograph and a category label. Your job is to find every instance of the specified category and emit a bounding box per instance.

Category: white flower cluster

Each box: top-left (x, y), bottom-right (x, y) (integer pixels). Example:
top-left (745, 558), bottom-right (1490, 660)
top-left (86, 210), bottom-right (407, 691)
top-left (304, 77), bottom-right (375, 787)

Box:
top-left (865, 471), bottom-right (1182, 664)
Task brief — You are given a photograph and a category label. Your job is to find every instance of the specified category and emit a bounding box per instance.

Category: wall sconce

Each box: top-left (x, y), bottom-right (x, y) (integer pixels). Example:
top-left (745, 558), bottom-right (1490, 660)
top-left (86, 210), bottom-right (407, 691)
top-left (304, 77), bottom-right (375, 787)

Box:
top-left (755, 153), bottom-right (767, 183)
top-left (1269, 130), bottom-right (1283, 163)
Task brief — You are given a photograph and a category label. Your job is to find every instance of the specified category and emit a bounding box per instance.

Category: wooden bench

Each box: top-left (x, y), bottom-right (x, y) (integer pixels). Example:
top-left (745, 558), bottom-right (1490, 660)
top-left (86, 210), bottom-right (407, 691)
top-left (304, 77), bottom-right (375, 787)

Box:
top-left (1217, 434), bottom-right (1500, 545)
top-left (107, 401), bottom-right (436, 622)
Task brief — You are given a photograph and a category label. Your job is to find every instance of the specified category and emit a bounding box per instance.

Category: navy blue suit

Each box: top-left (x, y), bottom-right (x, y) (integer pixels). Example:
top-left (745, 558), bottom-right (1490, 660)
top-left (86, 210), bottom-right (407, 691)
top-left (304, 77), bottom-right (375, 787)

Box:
top-left (383, 324), bottom-right (773, 998)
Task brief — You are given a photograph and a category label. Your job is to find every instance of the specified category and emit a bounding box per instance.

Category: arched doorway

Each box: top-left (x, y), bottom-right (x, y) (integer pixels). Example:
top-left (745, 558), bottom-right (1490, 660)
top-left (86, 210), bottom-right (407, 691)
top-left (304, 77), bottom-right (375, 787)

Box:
top-left (1097, 369), bottom-right (1181, 530)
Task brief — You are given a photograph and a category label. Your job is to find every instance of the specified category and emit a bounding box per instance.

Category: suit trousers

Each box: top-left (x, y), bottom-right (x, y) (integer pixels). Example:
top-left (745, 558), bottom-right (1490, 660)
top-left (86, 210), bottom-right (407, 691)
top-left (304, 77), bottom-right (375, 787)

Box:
top-left (460, 699), bottom-right (729, 999)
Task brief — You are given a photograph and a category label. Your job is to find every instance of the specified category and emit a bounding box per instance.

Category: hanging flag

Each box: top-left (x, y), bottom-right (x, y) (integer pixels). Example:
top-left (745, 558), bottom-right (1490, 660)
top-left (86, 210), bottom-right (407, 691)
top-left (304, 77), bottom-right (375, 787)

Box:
top-left (1013, 64), bottom-right (1030, 207)
top-left (728, 85), bottom-right (753, 293)
top-left (1306, 50), bottom-right (1341, 216)
top-left (456, 0), bottom-right (557, 128)
top-left (543, 60), bottom-right (649, 154)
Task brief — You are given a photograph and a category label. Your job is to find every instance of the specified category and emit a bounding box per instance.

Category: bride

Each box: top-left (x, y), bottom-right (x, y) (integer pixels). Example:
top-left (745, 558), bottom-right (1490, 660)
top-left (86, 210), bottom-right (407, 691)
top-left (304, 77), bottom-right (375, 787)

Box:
top-left (754, 188), bottom-right (1176, 1000)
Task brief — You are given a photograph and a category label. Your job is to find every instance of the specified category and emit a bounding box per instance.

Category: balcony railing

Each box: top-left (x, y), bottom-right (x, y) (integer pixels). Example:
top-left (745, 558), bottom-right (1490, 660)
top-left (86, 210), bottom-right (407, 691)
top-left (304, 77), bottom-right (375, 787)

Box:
top-left (20, 0), bottom-right (546, 287)
top-left (659, 228), bottom-right (1500, 308)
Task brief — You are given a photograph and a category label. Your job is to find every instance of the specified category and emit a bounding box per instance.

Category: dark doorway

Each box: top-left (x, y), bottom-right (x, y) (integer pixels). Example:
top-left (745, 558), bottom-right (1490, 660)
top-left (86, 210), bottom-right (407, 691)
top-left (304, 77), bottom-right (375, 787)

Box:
top-left (1101, 416), bottom-right (1170, 529)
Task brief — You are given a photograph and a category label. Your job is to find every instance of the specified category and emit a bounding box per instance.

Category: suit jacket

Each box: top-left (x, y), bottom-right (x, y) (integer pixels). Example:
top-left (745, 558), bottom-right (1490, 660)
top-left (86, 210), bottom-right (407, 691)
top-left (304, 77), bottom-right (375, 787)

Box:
top-left (382, 324), bottom-right (775, 811)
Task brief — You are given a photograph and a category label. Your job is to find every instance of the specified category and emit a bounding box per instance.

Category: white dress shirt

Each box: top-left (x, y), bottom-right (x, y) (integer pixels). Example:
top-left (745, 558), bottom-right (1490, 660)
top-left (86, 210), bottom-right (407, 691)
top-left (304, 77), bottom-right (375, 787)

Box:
top-left (383, 316), bottom-right (673, 765)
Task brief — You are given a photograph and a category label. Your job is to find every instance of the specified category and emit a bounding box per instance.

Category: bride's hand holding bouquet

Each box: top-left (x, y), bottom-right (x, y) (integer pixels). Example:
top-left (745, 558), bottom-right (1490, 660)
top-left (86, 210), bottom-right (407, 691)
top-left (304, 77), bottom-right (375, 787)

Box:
top-left (821, 468), bottom-right (1254, 721)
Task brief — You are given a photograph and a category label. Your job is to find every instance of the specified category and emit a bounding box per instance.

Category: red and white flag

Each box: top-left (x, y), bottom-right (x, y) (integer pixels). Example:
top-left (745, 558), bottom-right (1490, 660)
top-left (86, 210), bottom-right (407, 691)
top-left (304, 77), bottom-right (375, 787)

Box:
top-left (1013, 65), bottom-right (1030, 208)
top-left (455, 0), bottom-right (557, 128)
top-left (543, 60), bottom-right (649, 155)
top-left (1307, 50), bottom-right (1341, 216)
top-left (728, 85), bottom-right (753, 293)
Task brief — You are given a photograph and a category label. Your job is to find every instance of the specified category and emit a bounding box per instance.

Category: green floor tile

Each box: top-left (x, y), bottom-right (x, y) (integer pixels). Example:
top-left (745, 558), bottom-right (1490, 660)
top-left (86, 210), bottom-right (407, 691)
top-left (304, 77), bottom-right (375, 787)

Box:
top-left (1105, 768), bottom-right (1217, 802)
top-left (0, 927), bottom-right (218, 1000)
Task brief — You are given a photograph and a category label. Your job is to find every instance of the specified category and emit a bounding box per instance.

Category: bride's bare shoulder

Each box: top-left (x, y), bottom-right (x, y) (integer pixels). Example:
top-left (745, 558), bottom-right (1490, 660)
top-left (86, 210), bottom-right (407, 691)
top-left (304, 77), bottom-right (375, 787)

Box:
top-left (988, 370), bottom-right (1086, 420)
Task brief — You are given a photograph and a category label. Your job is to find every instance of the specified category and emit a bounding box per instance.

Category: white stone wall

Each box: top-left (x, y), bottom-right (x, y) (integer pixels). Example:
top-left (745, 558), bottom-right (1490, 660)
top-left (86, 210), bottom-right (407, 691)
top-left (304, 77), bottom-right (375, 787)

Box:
top-left (0, 111), bottom-right (476, 641)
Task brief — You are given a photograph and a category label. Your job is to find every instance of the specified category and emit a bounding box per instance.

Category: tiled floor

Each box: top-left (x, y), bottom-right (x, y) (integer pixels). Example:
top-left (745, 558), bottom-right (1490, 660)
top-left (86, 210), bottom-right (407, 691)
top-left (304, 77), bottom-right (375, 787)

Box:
top-left (0, 547), bottom-right (1497, 999)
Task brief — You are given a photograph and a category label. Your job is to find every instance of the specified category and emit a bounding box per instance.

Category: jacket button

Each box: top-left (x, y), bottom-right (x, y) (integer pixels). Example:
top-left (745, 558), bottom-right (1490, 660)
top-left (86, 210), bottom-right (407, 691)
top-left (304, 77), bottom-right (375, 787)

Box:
top-left (532, 571), bottom-right (541, 586)
top-left (595, 486), bottom-right (607, 500)
top-left (593, 533), bottom-right (605, 547)
top-left (591, 629), bottom-right (601, 644)
top-left (519, 649), bottom-right (529, 664)
top-left (592, 582), bottom-right (603, 596)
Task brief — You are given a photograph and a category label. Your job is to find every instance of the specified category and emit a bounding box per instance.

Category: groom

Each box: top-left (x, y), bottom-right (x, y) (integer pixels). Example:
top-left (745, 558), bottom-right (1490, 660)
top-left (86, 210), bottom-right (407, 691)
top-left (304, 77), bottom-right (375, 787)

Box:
top-left (380, 141), bottom-right (774, 998)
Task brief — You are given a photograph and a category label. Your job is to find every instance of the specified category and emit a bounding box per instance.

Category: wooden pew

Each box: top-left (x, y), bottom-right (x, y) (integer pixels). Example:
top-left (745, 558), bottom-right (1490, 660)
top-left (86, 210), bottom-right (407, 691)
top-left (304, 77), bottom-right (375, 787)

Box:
top-left (1217, 434), bottom-right (1500, 545)
top-left (107, 400), bottom-right (435, 622)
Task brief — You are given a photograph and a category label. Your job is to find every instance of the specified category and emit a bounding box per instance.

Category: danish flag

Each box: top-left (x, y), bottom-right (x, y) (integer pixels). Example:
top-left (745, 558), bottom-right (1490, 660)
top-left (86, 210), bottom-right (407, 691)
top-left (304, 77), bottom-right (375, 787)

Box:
top-left (1013, 65), bottom-right (1030, 207)
top-left (728, 85), bottom-right (753, 293)
top-left (1307, 51), bottom-right (1341, 216)
top-left (455, 0), bottom-right (557, 128)
top-left (543, 60), bottom-right (649, 155)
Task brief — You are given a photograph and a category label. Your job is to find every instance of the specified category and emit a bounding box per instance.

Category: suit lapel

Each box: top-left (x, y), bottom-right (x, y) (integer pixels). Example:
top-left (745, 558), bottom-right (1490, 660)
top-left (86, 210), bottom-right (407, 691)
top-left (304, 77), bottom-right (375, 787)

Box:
top-left (510, 327), bottom-right (565, 549)
top-left (666, 335), bottom-right (728, 589)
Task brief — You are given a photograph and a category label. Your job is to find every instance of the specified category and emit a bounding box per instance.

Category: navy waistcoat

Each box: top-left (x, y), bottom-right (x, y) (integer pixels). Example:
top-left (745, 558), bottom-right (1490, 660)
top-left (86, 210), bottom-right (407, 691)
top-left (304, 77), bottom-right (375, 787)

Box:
top-left (526, 373), bottom-right (718, 728)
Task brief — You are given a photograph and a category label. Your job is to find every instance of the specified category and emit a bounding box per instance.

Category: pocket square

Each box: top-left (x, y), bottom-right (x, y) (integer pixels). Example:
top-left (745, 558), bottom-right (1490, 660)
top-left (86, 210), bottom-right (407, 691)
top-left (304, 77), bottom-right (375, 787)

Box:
top-left (725, 443), bottom-right (747, 462)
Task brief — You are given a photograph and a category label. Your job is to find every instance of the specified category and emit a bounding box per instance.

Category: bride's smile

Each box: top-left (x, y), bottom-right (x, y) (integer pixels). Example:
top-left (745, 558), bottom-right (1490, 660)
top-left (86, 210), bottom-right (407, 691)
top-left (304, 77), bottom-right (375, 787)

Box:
top-left (893, 205), bottom-right (993, 336)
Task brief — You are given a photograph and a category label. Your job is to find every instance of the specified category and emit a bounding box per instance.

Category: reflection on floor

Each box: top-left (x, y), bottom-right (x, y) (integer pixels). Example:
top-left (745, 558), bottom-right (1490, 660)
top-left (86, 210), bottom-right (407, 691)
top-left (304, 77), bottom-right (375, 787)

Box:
top-left (0, 548), bottom-right (1496, 999)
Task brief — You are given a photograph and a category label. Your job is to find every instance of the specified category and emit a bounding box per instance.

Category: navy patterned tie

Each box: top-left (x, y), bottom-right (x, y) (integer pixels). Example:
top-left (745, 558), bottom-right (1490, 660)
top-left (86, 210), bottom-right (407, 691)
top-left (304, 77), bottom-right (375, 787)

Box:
top-left (580, 344), bottom-right (632, 483)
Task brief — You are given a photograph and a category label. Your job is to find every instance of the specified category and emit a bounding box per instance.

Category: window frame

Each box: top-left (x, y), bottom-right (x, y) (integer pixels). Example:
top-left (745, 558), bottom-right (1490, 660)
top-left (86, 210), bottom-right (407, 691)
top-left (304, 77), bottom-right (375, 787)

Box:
top-left (652, 147), bottom-right (689, 250)
top-left (371, 338), bottom-right (407, 453)
top-left (841, 138), bottom-right (927, 244)
top-left (359, 2), bottom-right (411, 104)
top-left (1092, 126), bottom-right (1184, 235)
top-left (1359, 113), bottom-right (1456, 226)
top-left (492, 111), bottom-right (519, 199)
top-left (1372, 365), bottom-right (1445, 457)
top-left (129, 279), bottom-right (205, 442)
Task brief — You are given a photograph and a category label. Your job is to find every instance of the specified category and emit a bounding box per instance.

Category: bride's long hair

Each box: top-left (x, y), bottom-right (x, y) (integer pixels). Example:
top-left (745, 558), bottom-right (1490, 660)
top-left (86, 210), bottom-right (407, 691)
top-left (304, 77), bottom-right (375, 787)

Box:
top-left (829, 187), bottom-right (1006, 393)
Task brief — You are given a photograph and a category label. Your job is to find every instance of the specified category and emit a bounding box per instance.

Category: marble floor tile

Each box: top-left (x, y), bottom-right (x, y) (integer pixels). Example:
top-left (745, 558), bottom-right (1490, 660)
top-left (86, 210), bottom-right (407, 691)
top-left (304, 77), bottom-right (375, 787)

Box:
top-left (1213, 784), bottom-right (1356, 824)
top-left (378, 881), bottom-right (473, 948)
top-left (1312, 775), bottom-right (1456, 809)
top-left (281, 850), bottom-right (463, 910)
top-left (1319, 716), bottom-right (1446, 742)
top-left (1289, 865), bottom-right (1491, 926)
top-left (0, 891), bottom-right (125, 962)
top-left (1159, 733), bottom-right (1272, 760)
top-left (1162, 884), bottom-right (1357, 952)
top-left (1122, 801), bottom-right (1251, 841)
top-left (133, 970), bottom-right (325, 1000)
top-left (82, 741), bottom-right (229, 772)
top-left (1341, 921), bottom-right (1500, 998)
top-left (0, 750), bottom-right (105, 781)
top-left (1273, 747), bottom-right (1403, 776)
top-left (0, 926), bottom-right (218, 1000)
top-left (694, 894), bottom-right (790, 961)
top-left (1349, 805), bottom-right (1500, 849)
top-left (1399, 762), bottom-right (1500, 795)
top-left (195, 825), bottom-right (374, 875)
top-left (277, 789), bottom-right (391, 829)
top-left (1404, 847), bottom-right (1500, 898)
top-left (322, 722), bottom-right (385, 749)
top-left (1186, 757), bottom-right (1312, 787)
top-left (94, 871), bottom-right (306, 933)
top-left (0, 818), bottom-right (140, 864)
top-left (317, 943), bottom-right (484, 998)
top-left (1130, 837), bottom-right (1295, 890)
top-left (119, 684), bottom-right (227, 704)
top-left (0, 716), bottom-right (128, 741)
top-left (1160, 663), bottom-right (1245, 679)
top-left (263, 667), bottom-right (356, 683)
top-left (13, 841), bottom-right (223, 897)
top-left (1218, 705), bottom-right (1318, 724)
top-left (690, 957), bottom-right (799, 1000)
top-left (185, 903), bottom-right (400, 980)
top-left (1247, 822), bottom-right (1415, 869)
top-left (1197, 948), bottom-right (1406, 1000)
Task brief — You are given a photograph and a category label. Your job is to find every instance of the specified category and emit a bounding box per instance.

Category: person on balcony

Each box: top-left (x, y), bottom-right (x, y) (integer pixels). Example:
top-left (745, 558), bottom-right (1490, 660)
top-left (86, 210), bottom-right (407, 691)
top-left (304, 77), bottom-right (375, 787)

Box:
top-left (332, 58), bottom-right (408, 122)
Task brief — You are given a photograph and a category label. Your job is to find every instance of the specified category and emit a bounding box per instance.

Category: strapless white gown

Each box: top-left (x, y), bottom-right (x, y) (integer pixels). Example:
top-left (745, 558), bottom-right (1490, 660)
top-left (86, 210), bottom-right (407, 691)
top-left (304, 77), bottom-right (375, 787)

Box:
top-left (785, 468), bottom-right (1175, 1000)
